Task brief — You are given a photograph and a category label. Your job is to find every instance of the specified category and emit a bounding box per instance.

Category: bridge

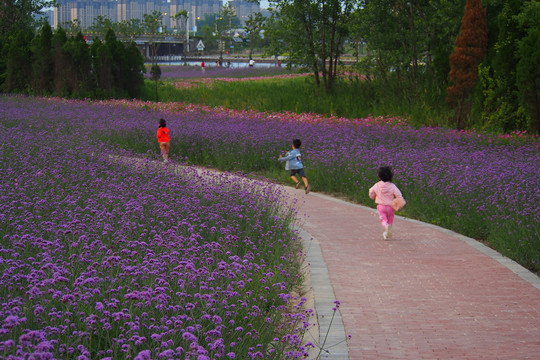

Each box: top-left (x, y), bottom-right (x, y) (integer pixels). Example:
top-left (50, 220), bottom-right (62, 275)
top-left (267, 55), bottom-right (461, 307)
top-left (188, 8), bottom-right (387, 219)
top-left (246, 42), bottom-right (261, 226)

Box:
top-left (82, 33), bottom-right (188, 61)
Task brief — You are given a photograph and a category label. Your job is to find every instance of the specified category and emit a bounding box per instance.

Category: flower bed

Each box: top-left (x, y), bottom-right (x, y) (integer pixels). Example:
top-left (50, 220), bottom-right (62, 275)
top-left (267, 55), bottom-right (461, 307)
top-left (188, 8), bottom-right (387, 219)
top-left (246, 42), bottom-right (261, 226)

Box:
top-left (46, 95), bottom-right (538, 273)
top-left (0, 96), bottom-right (313, 359)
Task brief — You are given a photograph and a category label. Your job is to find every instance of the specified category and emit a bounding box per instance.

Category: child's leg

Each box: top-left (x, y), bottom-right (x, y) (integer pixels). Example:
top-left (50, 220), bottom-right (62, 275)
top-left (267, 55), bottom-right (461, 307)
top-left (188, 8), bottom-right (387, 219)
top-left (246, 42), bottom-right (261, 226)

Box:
top-left (387, 208), bottom-right (395, 238)
top-left (159, 143), bottom-right (169, 161)
top-left (301, 176), bottom-right (310, 193)
top-left (387, 208), bottom-right (395, 225)
top-left (377, 205), bottom-right (395, 239)
top-left (290, 175), bottom-right (300, 186)
top-left (164, 143), bottom-right (170, 160)
top-left (377, 205), bottom-right (390, 227)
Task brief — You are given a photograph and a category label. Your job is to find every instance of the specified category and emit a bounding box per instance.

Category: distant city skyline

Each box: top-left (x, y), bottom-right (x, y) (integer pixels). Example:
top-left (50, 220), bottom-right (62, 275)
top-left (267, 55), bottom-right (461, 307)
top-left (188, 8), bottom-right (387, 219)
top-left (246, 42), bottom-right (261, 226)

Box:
top-left (44, 0), bottom-right (270, 11)
top-left (46, 0), bottom-right (263, 30)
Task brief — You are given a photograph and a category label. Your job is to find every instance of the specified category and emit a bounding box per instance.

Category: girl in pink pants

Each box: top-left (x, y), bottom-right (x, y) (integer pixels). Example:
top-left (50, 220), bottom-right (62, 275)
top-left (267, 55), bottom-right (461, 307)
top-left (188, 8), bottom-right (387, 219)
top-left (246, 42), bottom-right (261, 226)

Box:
top-left (369, 166), bottom-right (405, 240)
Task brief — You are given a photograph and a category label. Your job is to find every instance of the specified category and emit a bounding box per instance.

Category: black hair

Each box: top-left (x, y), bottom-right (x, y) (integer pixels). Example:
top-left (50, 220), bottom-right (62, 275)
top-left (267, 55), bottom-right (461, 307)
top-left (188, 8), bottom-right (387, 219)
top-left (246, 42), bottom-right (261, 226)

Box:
top-left (292, 139), bottom-right (302, 148)
top-left (159, 118), bottom-right (167, 128)
top-left (378, 166), bottom-right (393, 182)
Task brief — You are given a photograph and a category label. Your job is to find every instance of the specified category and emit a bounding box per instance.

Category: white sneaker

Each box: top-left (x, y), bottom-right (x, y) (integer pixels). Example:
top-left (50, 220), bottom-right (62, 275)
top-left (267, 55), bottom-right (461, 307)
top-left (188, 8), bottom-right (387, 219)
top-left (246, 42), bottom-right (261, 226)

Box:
top-left (382, 226), bottom-right (388, 240)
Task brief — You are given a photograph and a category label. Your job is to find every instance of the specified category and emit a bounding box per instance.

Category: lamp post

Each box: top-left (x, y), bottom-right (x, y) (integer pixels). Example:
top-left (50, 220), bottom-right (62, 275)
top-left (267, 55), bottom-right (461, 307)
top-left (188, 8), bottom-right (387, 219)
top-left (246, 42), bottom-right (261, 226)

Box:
top-left (186, 12), bottom-right (189, 53)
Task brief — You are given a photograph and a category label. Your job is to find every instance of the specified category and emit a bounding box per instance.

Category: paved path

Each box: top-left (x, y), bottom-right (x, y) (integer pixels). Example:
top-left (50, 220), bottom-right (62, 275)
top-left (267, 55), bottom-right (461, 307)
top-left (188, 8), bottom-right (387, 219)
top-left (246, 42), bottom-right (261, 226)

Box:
top-left (118, 157), bottom-right (540, 359)
top-left (283, 187), bottom-right (540, 360)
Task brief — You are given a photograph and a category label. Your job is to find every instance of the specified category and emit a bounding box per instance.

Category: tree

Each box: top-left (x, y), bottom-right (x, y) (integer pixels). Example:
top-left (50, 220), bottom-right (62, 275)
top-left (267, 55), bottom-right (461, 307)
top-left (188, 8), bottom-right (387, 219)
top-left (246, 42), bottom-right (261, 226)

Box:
top-left (0, 0), bottom-right (52, 37)
top-left (2, 27), bottom-right (33, 92)
top-left (273, 0), bottom-right (354, 92)
top-left (150, 64), bottom-right (161, 101)
top-left (244, 12), bottom-right (265, 60)
top-left (63, 32), bottom-right (91, 94)
top-left (172, 10), bottom-right (189, 54)
top-left (262, 11), bottom-right (285, 64)
top-left (516, 1), bottom-right (540, 133)
top-left (90, 15), bottom-right (115, 37)
top-left (447, 0), bottom-right (488, 129)
top-left (143, 10), bottom-right (163, 65)
top-left (477, 0), bottom-right (528, 132)
top-left (216, 4), bottom-right (236, 64)
top-left (1, 0), bottom-right (53, 89)
top-left (124, 41), bottom-right (145, 98)
top-left (52, 26), bottom-right (69, 94)
top-left (352, 0), bottom-right (466, 84)
top-left (31, 20), bottom-right (54, 94)
top-left (92, 38), bottom-right (114, 94)
top-left (117, 18), bottom-right (143, 41)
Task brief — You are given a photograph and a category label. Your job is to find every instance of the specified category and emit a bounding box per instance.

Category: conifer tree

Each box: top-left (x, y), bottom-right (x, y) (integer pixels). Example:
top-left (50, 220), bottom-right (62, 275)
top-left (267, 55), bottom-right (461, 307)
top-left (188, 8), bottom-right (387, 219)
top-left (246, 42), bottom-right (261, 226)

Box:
top-left (52, 27), bottom-right (69, 95)
top-left (3, 28), bottom-right (33, 92)
top-left (32, 21), bottom-right (54, 94)
top-left (447, 0), bottom-right (488, 128)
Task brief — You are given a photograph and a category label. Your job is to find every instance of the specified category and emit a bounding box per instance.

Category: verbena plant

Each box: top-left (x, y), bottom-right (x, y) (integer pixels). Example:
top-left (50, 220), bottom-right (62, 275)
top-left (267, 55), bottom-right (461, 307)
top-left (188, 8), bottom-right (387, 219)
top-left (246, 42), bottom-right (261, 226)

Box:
top-left (64, 95), bottom-right (539, 274)
top-left (0, 96), bottom-right (314, 359)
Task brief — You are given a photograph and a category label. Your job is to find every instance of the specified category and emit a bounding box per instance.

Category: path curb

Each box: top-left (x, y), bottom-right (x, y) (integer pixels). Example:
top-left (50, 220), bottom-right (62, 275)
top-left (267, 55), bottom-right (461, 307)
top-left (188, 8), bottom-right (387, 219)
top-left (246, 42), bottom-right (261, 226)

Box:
top-left (296, 226), bottom-right (350, 359)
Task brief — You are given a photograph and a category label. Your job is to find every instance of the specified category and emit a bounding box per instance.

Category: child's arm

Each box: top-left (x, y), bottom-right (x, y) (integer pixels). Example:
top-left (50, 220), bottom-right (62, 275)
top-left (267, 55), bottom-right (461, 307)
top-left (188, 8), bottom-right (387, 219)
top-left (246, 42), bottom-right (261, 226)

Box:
top-left (368, 184), bottom-right (377, 200)
top-left (278, 152), bottom-right (295, 162)
top-left (393, 184), bottom-right (403, 199)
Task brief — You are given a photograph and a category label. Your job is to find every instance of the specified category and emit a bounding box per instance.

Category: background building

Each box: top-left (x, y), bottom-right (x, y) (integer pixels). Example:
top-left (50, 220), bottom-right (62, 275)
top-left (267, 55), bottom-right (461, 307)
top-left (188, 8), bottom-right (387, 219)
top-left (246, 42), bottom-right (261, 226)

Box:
top-left (52, 0), bottom-right (259, 31)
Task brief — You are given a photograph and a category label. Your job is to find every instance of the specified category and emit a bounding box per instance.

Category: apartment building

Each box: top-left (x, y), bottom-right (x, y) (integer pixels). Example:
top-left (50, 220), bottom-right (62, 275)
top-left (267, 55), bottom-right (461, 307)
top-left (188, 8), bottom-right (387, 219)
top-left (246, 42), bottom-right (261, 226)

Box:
top-left (52, 0), bottom-right (259, 31)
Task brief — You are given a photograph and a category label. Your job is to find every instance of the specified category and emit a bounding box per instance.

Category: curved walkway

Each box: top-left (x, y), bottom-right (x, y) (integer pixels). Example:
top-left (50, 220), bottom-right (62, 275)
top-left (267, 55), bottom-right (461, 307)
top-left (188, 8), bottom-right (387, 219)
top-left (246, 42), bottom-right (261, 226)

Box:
top-left (284, 187), bottom-right (540, 359)
top-left (117, 157), bottom-right (540, 359)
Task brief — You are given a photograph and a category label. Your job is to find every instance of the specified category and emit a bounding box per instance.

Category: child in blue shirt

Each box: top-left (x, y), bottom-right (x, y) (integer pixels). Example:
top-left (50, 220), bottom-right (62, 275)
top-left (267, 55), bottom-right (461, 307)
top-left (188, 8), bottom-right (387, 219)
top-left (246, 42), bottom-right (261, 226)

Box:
top-left (278, 139), bottom-right (311, 194)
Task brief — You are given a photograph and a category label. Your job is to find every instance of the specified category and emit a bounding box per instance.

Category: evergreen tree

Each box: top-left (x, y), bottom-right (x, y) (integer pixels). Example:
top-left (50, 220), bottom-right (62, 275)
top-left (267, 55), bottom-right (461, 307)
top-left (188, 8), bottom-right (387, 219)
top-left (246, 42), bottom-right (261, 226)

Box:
top-left (447, 0), bottom-right (488, 128)
top-left (63, 32), bottom-right (91, 95)
top-left (0, 0), bottom-right (51, 89)
top-left (124, 42), bottom-right (145, 98)
top-left (3, 28), bottom-right (33, 92)
top-left (52, 27), bottom-right (69, 95)
top-left (478, 0), bottom-right (527, 132)
top-left (92, 38), bottom-right (114, 94)
top-left (516, 1), bottom-right (540, 133)
top-left (32, 21), bottom-right (54, 94)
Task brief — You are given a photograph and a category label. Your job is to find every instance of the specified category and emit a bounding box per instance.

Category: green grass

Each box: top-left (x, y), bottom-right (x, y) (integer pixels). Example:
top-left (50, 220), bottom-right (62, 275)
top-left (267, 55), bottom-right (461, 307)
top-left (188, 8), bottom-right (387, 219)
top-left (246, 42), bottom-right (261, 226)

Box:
top-left (141, 73), bottom-right (452, 128)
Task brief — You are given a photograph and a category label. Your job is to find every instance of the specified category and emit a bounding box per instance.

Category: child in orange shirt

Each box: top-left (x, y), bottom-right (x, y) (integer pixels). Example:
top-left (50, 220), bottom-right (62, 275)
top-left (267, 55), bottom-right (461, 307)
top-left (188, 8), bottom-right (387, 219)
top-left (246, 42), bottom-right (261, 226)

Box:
top-left (156, 118), bottom-right (170, 162)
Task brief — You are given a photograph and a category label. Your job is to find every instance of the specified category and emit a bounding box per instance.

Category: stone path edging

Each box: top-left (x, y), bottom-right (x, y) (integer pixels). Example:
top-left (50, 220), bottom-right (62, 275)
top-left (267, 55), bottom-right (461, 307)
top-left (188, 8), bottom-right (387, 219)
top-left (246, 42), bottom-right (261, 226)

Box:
top-left (296, 226), bottom-right (350, 359)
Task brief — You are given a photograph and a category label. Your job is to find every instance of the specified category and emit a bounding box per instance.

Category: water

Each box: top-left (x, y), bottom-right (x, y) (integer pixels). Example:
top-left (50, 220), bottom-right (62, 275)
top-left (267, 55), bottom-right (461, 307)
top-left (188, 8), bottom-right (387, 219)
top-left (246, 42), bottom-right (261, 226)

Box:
top-left (156, 59), bottom-right (283, 69)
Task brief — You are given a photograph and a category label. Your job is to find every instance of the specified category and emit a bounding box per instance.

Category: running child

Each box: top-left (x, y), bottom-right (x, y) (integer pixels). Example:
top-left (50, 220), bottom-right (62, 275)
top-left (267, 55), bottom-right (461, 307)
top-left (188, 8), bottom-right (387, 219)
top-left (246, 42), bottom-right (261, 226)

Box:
top-left (157, 118), bottom-right (170, 162)
top-left (369, 166), bottom-right (405, 239)
top-left (278, 139), bottom-right (310, 194)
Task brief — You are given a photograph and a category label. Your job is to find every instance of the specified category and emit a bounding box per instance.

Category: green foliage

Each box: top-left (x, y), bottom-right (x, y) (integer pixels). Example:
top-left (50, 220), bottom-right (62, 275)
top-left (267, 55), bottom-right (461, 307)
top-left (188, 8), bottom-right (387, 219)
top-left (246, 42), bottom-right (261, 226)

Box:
top-left (515, 1), bottom-right (540, 133)
top-left (64, 32), bottom-right (92, 93)
top-left (31, 21), bottom-right (54, 94)
top-left (244, 12), bottom-right (266, 59)
top-left (145, 73), bottom-right (450, 127)
top-left (354, 0), bottom-right (466, 82)
top-left (150, 64), bottom-right (161, 101)
top-left (52, 26), bottom-right (69, 94)
top-left (271, 0), bottom-right (354, 91)
top-left (2, 28), bottom-right (33, 92)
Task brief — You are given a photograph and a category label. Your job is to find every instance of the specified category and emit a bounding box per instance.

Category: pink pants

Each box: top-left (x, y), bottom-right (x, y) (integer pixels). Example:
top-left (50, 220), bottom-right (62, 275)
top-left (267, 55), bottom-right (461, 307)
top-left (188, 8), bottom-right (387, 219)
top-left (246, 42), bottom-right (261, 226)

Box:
top-left (377, 205), bottom-right (395, 227)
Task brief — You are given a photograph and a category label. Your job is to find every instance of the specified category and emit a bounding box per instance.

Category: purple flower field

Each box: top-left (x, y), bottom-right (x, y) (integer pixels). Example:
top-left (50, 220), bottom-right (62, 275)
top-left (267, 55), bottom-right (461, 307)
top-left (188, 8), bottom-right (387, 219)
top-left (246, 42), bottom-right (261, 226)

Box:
top-left (40, 95), bottom-right (538, 272)
top-left (0, 96), bottom-right (314, 359)
top-left (145, 66), bottom-right (293, 80)
top-left (1, 93), bottom-right (539, 358)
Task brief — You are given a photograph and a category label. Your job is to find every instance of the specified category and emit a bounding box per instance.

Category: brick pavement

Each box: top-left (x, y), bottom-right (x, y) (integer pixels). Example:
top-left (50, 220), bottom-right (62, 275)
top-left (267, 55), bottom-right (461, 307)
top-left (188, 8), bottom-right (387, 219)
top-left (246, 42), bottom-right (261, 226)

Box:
top-left (284, 187), bottom-right (540, 360)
